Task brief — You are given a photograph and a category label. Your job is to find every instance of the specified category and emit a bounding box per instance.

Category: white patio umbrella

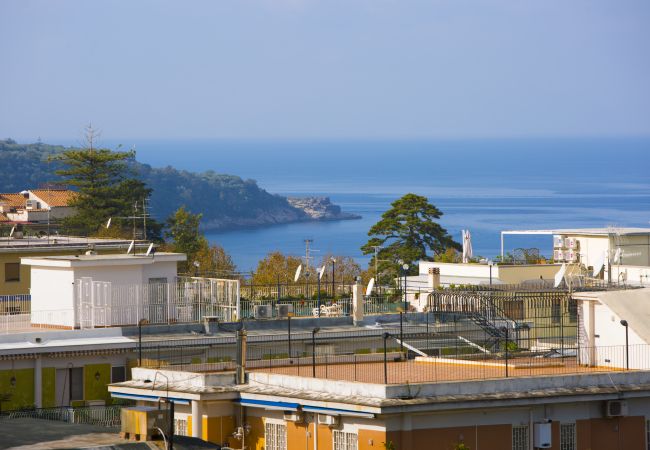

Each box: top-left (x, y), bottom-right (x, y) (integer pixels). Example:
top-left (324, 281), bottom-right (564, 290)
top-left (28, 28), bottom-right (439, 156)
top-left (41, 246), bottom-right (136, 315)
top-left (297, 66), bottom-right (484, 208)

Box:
top-left (462, 229), bottom-right (473, 263)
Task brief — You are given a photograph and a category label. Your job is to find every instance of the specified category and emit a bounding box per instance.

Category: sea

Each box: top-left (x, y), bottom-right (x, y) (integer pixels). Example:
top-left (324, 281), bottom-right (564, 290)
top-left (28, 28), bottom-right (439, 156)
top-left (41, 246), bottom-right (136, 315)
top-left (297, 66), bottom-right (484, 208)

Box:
top-left (98, 137), bottom-right (650, 273)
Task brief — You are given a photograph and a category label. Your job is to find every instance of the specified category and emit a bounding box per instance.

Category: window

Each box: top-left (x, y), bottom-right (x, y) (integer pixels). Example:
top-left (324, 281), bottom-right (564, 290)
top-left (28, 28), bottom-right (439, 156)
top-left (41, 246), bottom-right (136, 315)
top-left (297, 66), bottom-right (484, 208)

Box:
top-left (333, 430), bottom-right (358, 450)
top-left (265, 421), bottom-right (287, 450)
top-left (560, 423), bottom-right (576, 450)
top-left (111, 366), bottom-right (126, 383)
top-left (5, 263), bottom-right (20, 282)
top-left (175, 418), bottom-right (188, 437)
top-left (512, 425), bottom-right (529, 450)
top-left (70, 367), bottom-right (83, 401)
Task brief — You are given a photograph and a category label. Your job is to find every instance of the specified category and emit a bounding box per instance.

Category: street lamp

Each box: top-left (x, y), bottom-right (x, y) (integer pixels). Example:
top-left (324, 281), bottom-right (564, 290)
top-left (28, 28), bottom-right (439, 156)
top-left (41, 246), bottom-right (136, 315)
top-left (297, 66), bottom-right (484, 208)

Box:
top-left (312, 327), bottom-right (320, 378)
top-left (145, 372), bottom-right (174, 450)
top-left (620, 319), bottom-right (629, 370)
top-left (330, 257), bottom-right (336, 298)
top-left (398, 260), bottom-right (409, 311)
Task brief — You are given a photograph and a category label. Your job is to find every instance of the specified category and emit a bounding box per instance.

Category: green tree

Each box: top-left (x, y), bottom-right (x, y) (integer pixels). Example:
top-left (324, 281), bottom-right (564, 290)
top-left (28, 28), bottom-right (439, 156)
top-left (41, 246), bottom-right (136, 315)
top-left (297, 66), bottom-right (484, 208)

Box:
top-left (54, 127), bottom-right (159, 238)
top-left (361, 193), bottom-right (461, 279)
top-left (165, 206), bottom-right (206, 273)
top-left (251, 251), bottom-right (302, 285)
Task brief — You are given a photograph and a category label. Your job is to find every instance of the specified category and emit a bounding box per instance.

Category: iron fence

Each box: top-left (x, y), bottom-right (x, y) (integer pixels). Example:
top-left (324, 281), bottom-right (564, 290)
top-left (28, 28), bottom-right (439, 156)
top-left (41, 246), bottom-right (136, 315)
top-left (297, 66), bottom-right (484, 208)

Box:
top-left (0, 405), bottom-right (123, 428)
top-left (239, 280), bottom-right (353, 301)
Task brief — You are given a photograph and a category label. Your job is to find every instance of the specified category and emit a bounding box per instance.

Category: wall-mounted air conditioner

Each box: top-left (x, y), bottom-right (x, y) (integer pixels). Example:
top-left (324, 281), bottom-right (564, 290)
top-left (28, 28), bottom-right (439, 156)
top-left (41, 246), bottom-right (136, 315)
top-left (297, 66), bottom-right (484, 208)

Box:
top-left (276, 304), bottom-right (294, 318)
top-left (606, 400), bottom-right (628, 417)
top-left (283, 412), bottom-right (304, 423)
top-left (553, 250), bottom-right (564, 261)
top-left (254, 304), bottom-right (273, 319)
top-left (318, 415), bottom-right (340, 427)
top-left (553, 235), bottom-right (565, 248)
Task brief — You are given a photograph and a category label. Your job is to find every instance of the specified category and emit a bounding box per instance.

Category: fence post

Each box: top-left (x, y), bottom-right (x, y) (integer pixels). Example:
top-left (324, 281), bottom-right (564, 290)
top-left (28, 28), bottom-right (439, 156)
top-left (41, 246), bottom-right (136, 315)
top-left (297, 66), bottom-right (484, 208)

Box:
top-left (383, 332), bottom-right (389, 384)
top-left (352, 280), bottom-right (364, 326)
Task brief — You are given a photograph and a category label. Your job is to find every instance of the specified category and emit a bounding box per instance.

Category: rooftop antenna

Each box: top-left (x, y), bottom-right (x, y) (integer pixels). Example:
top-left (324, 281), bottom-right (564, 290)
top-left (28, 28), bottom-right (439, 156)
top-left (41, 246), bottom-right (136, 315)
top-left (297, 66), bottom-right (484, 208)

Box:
top-left (303, 239), bottom-right (314, 274)
top-left (126, 240), bottom-right (135, 255)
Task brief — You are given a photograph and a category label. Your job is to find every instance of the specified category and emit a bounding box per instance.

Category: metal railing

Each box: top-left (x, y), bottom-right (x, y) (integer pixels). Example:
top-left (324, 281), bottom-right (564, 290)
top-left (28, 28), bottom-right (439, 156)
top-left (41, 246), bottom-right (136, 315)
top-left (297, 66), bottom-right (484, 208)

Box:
top-left (0, 405), bottom-right (123, 428)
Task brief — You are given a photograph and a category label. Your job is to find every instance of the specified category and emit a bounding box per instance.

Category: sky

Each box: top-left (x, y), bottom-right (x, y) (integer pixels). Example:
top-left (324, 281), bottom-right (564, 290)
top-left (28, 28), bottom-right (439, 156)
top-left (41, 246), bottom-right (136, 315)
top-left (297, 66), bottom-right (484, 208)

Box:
top-left (1, 0), bottom-right (649, 142)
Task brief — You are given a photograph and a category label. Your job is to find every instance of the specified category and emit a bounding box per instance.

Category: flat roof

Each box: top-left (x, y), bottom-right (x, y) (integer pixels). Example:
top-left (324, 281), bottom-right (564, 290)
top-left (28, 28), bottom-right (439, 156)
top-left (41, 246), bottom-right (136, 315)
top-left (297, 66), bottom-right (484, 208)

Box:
top-left (21, 252), bottom-right (186, 267)
top-left (501, 227), bottom-right (650, 236)
top-left (0, 235), bottom-right (149, 252)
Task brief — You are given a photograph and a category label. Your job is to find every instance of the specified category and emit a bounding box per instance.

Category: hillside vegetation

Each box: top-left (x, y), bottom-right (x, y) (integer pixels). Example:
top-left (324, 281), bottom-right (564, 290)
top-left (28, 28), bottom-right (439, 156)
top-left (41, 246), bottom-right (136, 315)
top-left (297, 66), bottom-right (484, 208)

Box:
top-left (0, 139), bottom-right (309, 230)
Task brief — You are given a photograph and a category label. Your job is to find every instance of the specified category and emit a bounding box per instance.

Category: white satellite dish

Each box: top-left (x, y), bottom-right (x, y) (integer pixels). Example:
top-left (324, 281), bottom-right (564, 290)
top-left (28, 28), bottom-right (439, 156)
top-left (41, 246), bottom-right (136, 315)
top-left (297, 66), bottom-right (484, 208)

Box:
top-left (554, 263), bottom-right (567, 288)
top-left (365, 277), bottom-right (375, 296)
top-left (146, 243), bottom-right (154, 256)
top-left (318, 265), bottom-right (326, 280)
top-left (105, 217), bottom-right (112, 229)
top-left (294, 264), bottom-right (302, 282)
top-left (126, 240), bottom-right (134, 255)
top-left (9, 226), bottom-right (15, 237)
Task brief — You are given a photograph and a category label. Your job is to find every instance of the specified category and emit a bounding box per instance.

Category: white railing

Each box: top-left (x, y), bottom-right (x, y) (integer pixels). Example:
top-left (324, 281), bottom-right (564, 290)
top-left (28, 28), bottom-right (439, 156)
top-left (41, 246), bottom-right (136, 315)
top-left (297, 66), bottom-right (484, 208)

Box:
top-left (75, 277), bottom-right (240, 328)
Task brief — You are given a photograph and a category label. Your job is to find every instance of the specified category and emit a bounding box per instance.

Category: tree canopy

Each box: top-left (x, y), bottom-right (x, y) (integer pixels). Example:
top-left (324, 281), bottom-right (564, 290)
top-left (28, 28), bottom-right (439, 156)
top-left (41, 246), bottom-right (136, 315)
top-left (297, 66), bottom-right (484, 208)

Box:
top-left (251, 251), bottom-right (303, 285)
top-left (54, 127), bottom-right (160, 238)
top-left (361, 193), bottom-right (461, 278)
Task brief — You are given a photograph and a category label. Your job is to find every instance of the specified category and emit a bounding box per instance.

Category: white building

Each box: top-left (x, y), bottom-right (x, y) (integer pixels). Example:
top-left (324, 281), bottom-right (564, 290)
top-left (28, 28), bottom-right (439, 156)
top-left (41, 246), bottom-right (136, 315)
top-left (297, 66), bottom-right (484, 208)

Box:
top-left (575, 288), bottom-right (650, 369)
top-left (501, 228), bottom-right (650, 285)
top-left (21, 252), bottom-right (186, 329)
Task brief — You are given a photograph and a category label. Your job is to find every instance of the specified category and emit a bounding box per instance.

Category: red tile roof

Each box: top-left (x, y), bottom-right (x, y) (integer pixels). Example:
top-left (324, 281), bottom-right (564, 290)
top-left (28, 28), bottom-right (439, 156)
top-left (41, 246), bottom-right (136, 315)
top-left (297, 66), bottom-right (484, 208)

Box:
top-left (30, 189), bottom-right (77, 207)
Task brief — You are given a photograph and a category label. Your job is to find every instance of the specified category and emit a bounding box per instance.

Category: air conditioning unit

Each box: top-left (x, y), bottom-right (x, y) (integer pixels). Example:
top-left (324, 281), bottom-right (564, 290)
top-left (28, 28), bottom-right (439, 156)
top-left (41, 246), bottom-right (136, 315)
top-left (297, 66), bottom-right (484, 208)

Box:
top-left (566, 250), bottom-right (577, 262)
top-left (254, 304), bottom-right (273, 319)
top-left (553, 235), bottom-right (565, 248)
top-left (533, 422), bottom-right (552, 448)
top-left (553, 250), bottom-right (564, 261)
top-left (283, 412), bottom-right (304, 423)
top-left (276, 304), bottom-right (294, 318)
top-left (318, 415), bottom-right (340, 427)
top-left (606, 400), bottom-right (628, 417)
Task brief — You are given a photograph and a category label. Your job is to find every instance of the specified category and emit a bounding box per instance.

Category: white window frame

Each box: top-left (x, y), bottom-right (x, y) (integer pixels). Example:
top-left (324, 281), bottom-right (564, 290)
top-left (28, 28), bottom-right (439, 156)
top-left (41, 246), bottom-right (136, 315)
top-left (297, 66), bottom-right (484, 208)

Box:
top-left (333, 429), bottom-right (358, 450)
top-left (265, 419), bottom-right (287, 450)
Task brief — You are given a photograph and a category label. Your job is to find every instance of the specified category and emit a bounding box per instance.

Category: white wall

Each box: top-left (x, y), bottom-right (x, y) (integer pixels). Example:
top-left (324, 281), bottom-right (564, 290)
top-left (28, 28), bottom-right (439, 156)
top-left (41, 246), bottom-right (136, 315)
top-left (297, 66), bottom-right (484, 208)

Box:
top-left (30, 266), bottom-right (75, 328)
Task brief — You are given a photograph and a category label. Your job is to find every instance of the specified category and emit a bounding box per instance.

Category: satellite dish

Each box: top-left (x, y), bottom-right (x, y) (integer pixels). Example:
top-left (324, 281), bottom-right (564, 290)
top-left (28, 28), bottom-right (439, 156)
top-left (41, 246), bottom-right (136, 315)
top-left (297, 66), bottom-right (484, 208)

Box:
top-left (145, 243), bottom-right (154, 256)
top-left (554, 263), bottom-right (567, 288)
top-left (613, 248), bottom-right (622, 265)
top-left (318, 265), bottom-right (326, 280)
top-left (365, 277), bottom-right (375, 296)
top-left (105, 217), bottom-right (112, 229)
top-left (592, 251), bottom-right (606, 277)
top-left (126, 240), bottom-right (134, 255)
top-left (294, 264), bottom-right (302, 282)
top-left (9, 226), bottom-right (15, 237)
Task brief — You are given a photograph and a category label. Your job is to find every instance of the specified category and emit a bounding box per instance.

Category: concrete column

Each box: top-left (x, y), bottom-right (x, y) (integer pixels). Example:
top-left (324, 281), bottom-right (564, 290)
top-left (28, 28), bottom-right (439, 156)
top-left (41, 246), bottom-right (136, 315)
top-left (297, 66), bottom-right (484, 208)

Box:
top-left (352, 282), bottom-right (364, 325)
top-left (34, 357), bottom-right (42, 408)
top-left (191, 400), bottom-right (203, 439)
top-left (427, 267), bottom-right (440, 289)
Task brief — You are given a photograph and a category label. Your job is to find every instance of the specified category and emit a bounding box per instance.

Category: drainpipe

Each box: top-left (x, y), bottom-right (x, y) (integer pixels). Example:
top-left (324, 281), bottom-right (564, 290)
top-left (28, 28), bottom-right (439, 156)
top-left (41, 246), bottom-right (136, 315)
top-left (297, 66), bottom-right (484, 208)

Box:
top-left (314, 414), bottom-right (319, 450)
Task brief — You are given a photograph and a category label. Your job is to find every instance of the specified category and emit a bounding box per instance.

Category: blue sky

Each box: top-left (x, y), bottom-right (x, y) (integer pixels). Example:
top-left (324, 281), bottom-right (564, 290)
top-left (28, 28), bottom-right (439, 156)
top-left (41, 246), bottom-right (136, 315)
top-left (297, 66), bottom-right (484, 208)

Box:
top-left (1, 0), bottom-right (649, 141)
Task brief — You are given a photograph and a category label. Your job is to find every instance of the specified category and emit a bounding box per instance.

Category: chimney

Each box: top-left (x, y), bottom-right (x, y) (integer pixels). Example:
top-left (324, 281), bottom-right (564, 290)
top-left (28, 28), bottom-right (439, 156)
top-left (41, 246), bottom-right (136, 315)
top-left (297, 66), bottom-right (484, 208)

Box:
top-left (428, 267), bottom-right (441, 289)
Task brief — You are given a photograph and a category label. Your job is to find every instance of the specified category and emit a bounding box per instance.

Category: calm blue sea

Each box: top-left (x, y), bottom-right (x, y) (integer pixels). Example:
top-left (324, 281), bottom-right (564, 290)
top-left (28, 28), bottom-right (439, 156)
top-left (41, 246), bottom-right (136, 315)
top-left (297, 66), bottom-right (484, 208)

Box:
top-left (96, 138), bottom-right (650, 272)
